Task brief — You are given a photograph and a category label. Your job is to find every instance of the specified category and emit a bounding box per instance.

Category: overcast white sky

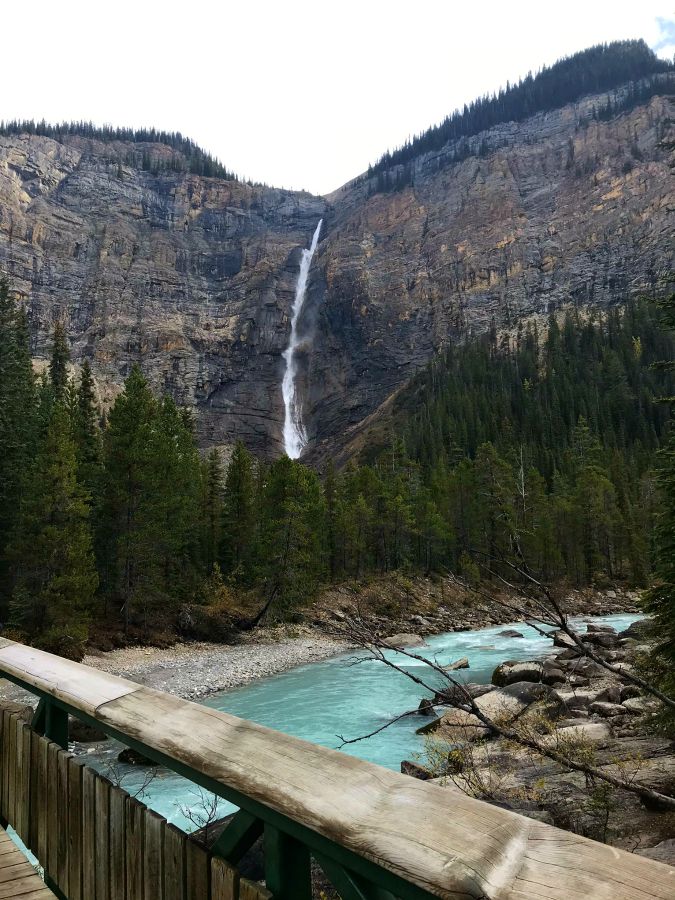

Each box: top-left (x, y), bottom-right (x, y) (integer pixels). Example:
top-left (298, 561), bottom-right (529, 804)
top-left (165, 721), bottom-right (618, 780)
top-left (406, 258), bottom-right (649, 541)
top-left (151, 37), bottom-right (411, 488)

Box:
top-left (3, 1), bottom-right (674, 195)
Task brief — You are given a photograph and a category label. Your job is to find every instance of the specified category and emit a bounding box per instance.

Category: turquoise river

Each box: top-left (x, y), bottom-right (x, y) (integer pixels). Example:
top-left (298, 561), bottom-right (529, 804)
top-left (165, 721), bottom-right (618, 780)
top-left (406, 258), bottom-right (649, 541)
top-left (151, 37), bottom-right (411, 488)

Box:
top-left (79, 613), bottom-right (639, 831)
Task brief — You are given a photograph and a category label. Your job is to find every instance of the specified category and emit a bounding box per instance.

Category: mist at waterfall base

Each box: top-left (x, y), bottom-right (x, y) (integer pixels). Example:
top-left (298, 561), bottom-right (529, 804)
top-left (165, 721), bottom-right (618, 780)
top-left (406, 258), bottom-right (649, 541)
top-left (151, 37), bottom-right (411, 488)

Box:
top-left (282, 219), bottom-right (323, 459)
top-left (79, 614), bottom-right (639, 831)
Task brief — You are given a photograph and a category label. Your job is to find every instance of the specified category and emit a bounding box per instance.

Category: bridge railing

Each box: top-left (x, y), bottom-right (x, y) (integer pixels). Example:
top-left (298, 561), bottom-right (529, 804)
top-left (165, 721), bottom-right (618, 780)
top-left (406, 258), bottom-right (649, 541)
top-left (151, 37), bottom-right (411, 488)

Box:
top-left (0, 636), bottom-right (673, 900)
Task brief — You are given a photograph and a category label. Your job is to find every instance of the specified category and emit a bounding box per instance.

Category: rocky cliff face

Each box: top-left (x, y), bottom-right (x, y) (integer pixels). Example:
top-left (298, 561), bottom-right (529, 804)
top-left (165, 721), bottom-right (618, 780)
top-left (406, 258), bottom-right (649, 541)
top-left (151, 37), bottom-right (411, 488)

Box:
top-left (0, 83), bottom-right (672, 459)
top-left (0, 133), bottom-right (325, 453)
top-left (305, 88), bottom-right (674, 459)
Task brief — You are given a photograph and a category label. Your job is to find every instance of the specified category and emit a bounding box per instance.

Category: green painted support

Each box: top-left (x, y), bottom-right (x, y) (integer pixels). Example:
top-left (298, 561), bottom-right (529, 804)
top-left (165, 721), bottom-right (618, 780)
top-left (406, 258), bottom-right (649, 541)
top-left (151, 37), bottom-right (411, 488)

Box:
top-left (315, 854), bottom-right (372, 900)
top-left (31, 698), bottom-right (46, 733)
top-left (211, 809), bottom-right (264, 864)
top-left (44, 700), bottom-right (68, 749)
top-left (263, 824), bottom-right (312, 900)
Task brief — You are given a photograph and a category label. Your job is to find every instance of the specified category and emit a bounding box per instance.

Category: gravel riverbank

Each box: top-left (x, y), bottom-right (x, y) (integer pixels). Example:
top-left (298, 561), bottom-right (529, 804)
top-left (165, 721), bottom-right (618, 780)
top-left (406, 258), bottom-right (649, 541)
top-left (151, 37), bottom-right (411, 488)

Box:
top-left (81, 627), bottom-right (349, 701)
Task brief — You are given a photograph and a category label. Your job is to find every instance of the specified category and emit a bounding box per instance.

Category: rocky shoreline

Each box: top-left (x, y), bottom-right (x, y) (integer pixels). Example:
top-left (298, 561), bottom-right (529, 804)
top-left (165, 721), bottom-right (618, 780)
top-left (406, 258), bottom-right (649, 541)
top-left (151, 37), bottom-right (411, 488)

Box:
top-left (0, 582), bottom-right (641, 706)
top-left (404, 617), bottom-right (675, 863)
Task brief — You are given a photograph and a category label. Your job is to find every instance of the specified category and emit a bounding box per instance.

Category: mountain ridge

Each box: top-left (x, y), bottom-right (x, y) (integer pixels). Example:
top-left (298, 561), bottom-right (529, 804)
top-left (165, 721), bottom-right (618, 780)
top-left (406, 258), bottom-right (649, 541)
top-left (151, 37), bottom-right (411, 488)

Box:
top-left (0, 40), bottom-right (673, 459)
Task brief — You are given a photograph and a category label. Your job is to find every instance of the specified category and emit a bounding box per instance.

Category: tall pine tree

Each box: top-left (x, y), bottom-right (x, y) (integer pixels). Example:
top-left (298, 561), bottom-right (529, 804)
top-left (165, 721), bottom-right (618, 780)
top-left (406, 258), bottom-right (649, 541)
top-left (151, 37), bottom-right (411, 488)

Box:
top-left (0, 280), bottom-right (36, 614)
top-left (9, 403), bottom-right (97, 659)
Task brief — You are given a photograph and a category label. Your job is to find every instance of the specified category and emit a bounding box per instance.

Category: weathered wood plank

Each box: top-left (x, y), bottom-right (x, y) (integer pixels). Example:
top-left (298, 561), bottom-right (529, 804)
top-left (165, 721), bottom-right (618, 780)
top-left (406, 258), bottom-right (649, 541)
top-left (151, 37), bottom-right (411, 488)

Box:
top-left (109, 783), bottom-right (127, 900)
top-left (211, 856), bottom-right (239, 900)
top-left (239, 880), bottom-right (272, 900)
top-left (163, 824), bottom-right (186, 900)
top-left (125, 796), bottom-right (144, 900)
top-left (143, 809), bottom-right (164, 900)
top-left (185, 839), bottom-right (209, 898)
top-left (82, 766), bottom-right (97, 900)
top-left (56, 749), bottom-right (70, 895)
top-left (68, 758), bottom-right (84, 900)
top-left (94, 775), bottom-right (111, 900)
top-left (14, 720), bottom-right (28, 842)
top-left (28, 727), bottom-right (39, 852)
top-left (0, 711), bottom-right (8, 824)
top-left (36, 736), bottom-right (49, 867)
top-left (46, 741), bottom-right (59, 879)
top-left (0, 710), bottom-right (5, 823)
top-left (0, 644), bottom-right (139, 717)
top-left (6, 714), bottom-right (16, 830)
top-left (0, 822), bottom-right (55, 900)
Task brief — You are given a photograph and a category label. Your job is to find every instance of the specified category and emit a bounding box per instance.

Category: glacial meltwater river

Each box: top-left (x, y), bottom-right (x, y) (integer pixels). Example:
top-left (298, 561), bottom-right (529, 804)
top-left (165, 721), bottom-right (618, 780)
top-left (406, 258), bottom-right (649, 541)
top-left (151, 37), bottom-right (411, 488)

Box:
top-left (80, 614), bottom-right (639, 831)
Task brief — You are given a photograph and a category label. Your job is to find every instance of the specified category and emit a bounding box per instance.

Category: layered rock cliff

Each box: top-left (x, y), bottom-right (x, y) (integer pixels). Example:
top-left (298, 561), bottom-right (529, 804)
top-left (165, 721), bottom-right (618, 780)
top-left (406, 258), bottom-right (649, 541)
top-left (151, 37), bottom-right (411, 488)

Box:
top-left (0, 133), bottom-right (325, 453)
top-left (305, 86), bottom-right (674, 459)
top-left (0, 80), bottom-right (672, 459)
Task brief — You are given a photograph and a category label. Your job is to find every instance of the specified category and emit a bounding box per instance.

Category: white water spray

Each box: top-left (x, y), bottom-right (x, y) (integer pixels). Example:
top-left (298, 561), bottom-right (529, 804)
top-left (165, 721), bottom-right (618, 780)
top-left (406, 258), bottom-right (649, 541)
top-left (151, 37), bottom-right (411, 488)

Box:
top-left (282, 219), bottom-right (323, 458)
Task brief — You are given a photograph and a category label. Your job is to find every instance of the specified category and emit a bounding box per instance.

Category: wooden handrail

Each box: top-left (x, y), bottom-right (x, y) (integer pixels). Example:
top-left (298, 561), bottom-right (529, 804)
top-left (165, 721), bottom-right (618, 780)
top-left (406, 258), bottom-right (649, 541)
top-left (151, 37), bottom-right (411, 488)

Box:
top-left (0, 637), bottom-right (673, 899)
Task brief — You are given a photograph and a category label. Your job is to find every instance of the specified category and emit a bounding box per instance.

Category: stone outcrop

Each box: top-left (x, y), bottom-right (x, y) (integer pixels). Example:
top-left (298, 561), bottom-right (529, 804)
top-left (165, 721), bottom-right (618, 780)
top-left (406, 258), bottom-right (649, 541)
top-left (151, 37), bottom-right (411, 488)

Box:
top-left (0, 80), bottom-right (672, 458)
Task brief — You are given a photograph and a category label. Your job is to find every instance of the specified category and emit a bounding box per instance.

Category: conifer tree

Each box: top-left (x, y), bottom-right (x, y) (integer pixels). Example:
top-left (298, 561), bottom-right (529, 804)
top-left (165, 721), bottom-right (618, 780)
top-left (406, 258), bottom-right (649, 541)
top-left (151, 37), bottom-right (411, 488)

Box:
top-left (49, 322), bottom-right (69, 400)
top-left (144, 395), bottom-right (201, 610)
top-left (100, 365), bottom-right (156, 631)
top-left (72, 360), bottom-right (102, 499)
top-left (220, 441), bottom-right (256, 582)
top-left (643, 291), bottom-right (675, 706)
top-left (200, 449), bottom-right (224, 574)
top-left (9, 404), bottom-right (97, 658)
top-left (0, 280), bottom-right (36, 612)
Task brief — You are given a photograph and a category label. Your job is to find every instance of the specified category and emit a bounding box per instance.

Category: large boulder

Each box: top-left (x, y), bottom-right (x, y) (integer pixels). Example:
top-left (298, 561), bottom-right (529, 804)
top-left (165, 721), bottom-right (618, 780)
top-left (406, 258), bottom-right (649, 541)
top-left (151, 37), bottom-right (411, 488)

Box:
top-left (586, 623), bottom-right (617, 634)
top-left (498, 629), bottom-right (525, 638)
top-left (584, 631), bottom-right (619, 649)
top-left (434, 683), bottom-right (493, 705)
top-left (382, 633), bottom-right (425, 649)
top-left (622, 697), bottom-right (648, 715)
top-left (636, 840), bottom-right (675, 866)
top-left (417, 698), bottom-right (436, 716)
top-left (491, 660), bottom-right (543, 687)
top-left (541, 721), bottom-right (613, 747)
top-left (588, 701), bottom-right (626, 717)
top-left (619, 619), bottom-right (651, 640)
top-left (435, 709), bottom-right (491, 743)
top-left (476, 683), bottom-right (556, 717)
top-left (552, 630), bottom-right (578, 649)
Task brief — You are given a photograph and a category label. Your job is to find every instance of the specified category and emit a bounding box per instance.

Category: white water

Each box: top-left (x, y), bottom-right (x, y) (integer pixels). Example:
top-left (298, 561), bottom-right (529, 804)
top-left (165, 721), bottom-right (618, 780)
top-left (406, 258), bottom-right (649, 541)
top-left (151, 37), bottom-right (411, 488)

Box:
top-left (282, 219), bottom-right (323, 458)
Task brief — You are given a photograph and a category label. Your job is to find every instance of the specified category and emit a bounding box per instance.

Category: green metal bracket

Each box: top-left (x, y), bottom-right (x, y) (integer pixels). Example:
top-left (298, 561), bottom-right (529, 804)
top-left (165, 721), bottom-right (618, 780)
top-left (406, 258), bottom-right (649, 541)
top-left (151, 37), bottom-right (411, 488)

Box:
top-left (264, 824), bottom-right (312, 900)
top-left (211, 809), bottom-right (264, 864)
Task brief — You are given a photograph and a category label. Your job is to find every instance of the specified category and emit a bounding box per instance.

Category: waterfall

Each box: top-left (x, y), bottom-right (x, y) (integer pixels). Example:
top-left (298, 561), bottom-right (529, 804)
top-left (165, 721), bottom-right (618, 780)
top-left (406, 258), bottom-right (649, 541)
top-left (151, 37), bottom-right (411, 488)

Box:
top-left (282, 219), bottom-right (323, 458)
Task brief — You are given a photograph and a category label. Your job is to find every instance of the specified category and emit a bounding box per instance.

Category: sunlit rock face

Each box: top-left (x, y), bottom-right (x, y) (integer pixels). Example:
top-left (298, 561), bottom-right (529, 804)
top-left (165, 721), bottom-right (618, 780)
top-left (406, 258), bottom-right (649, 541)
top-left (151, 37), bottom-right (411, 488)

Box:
top-left (0, 84), bottom-right (672, 459)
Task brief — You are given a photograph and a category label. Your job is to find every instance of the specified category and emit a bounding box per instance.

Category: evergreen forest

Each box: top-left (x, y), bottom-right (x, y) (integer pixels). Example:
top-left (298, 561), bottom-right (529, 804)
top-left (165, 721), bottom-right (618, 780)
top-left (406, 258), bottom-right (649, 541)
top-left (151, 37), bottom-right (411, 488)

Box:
top-left (365, 40), bottom-right (674, 193)
top-left (0, 277), bottom-right (672, 658)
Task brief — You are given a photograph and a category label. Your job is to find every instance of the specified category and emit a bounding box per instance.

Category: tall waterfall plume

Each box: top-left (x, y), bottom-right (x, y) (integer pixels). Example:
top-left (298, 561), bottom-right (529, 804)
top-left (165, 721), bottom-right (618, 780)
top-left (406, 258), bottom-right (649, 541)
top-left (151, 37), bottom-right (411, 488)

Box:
top-left (282, 219), bottom-right (323, 458)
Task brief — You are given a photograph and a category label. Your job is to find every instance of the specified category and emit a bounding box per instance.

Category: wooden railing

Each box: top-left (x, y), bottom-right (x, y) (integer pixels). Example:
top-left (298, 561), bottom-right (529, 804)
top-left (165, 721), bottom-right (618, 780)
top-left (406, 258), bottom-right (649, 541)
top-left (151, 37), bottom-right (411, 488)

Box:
top-left (0, 637), bottom-right (673, 900)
